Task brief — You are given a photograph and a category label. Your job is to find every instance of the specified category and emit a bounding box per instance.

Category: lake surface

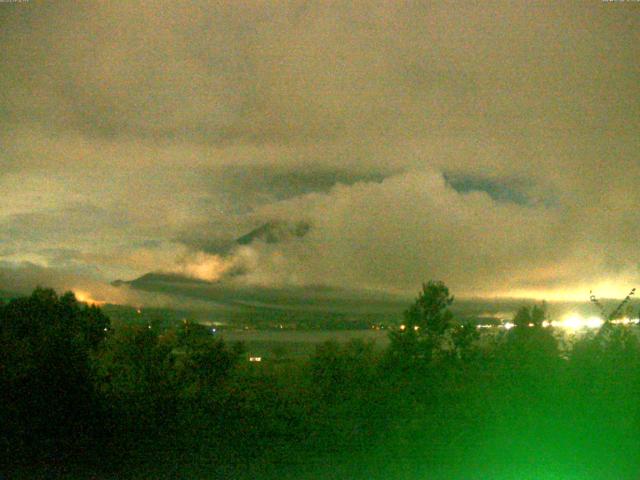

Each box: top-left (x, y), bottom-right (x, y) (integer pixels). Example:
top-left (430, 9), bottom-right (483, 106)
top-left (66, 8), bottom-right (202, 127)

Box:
top-left (219, 329), bottom-right (390, 358)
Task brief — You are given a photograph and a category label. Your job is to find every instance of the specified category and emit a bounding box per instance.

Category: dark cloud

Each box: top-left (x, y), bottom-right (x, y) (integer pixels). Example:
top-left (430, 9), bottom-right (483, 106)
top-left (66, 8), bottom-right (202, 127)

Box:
top-left (443, 174), bottom-right (540, 206)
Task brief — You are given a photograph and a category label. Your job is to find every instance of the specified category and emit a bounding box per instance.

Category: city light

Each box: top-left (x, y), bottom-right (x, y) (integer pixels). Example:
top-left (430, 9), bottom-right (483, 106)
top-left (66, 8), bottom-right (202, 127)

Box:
top-left (585, 317), bottom-right (605, 329)
top-left (556, 314), bottom-right (583, 330)
top-left (551, 313), bottom-right (637, 331)
top-left (481, 314), bottom-right (639, 332)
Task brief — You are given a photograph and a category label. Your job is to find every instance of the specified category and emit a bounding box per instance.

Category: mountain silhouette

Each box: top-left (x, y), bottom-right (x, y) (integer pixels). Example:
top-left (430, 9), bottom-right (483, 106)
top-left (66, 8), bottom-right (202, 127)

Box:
top-left (112, 220), bottom-right (311, 288)
top-left (235, 220), bottom-right (310, 246)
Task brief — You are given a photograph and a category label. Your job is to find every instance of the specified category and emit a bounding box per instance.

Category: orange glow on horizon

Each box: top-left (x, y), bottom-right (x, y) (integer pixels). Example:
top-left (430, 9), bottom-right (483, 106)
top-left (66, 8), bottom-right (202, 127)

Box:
top-left (472, 281), bottom-right (637, 302)
top-left (73, 290), bottom-right (106, 306)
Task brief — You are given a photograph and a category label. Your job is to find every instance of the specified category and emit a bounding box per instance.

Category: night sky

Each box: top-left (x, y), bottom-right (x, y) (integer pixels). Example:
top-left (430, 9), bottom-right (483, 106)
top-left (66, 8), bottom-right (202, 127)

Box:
top-left (1, 1), bottom-right (639, 304)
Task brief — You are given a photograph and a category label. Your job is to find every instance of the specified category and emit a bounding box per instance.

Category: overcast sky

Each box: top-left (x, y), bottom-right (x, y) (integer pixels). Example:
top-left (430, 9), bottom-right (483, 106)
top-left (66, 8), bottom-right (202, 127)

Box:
top-left (1, 1), bottom-right (639, 303)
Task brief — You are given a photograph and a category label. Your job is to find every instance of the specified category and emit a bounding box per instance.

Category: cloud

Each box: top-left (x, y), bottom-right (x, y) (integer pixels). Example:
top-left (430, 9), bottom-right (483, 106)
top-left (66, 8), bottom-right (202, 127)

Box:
top-left (0, 260), bottom-right (232, 310)
top-left (228, 170), bottom-right (560, 292)
top-left (0, 1), bottom-right (639, 301)
top-left (208, 168), bottom-right (638, 299)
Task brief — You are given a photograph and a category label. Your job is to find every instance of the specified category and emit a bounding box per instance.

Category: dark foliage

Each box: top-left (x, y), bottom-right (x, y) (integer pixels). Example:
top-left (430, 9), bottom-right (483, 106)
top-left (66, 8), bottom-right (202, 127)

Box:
top-left (2, 285), bottom-right (640, 479)
top-left (0, 288), bottom-right (109, 468)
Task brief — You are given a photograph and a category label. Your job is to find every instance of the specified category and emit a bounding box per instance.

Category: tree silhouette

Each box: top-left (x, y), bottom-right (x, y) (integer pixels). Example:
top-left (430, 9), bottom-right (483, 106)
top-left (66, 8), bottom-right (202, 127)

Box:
top-left (512, 302), bottom-right (547, 329)
top-left (513, 306), bottom-right (532, 328)
top-left (451, 320), bottom-right (480, 362)
top-left (0, 288), bottom-right (110, 465)
top-left (388, 281), bottom-right (455, 363)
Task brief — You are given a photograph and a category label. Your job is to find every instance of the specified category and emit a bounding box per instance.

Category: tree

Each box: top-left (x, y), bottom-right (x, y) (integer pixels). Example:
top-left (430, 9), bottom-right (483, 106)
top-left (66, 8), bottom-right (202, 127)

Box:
top-left (406, 281), bottom-right (455, 336)
top-left (502, 302), bottom-right (559, 380)
top-left (310, 339), bottom-right (377, 402)
top-left (513, 306), bottom-right (532, 328)
top-left (0, 288), bottom-right (110, 465)
top-left (512, 302), bottom-right (547, 329)
top-left (94, 324), bottom-right (176, 442)
top-left (172, 321), bottom-right (241, 394)
top-left (530, 302), bottom-right (547, 327)
top-left (451, 320), bottom-right (480, 362)
top-left (388, 281), bottom-right (455, 363)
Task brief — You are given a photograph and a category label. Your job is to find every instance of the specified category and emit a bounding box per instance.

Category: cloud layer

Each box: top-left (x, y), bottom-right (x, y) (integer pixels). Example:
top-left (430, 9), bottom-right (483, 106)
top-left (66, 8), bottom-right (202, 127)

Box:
top-left (1, 1), bottom-right (639, 302)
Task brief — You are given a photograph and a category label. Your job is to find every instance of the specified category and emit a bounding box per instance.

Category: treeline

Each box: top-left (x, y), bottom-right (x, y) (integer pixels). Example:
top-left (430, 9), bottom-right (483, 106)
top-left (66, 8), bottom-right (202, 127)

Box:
top-left (2, 284), bottom-right (640, 479)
